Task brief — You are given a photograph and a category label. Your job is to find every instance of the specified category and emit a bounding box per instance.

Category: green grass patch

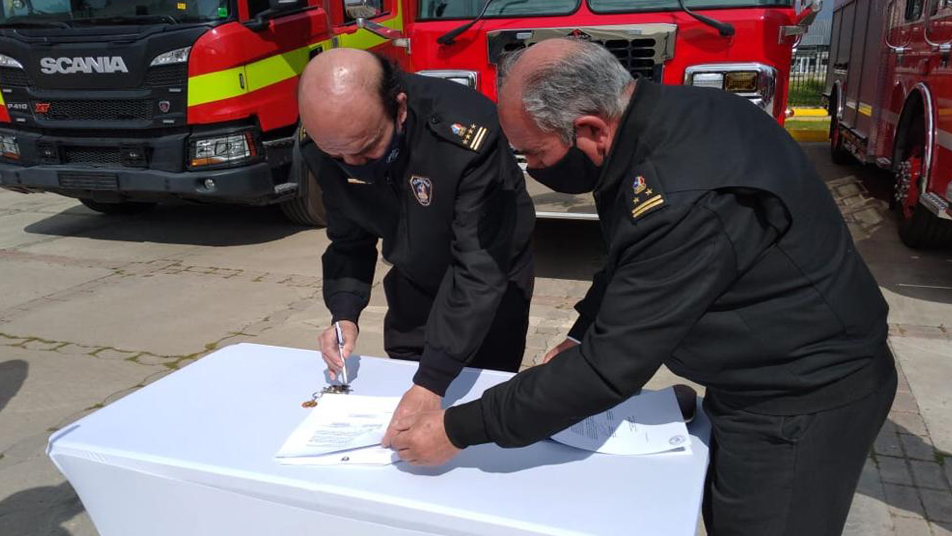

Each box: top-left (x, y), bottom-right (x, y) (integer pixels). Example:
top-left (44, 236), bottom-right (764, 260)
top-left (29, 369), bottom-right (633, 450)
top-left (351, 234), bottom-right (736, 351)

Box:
top-left (788, 78), bottom-right (826, 107)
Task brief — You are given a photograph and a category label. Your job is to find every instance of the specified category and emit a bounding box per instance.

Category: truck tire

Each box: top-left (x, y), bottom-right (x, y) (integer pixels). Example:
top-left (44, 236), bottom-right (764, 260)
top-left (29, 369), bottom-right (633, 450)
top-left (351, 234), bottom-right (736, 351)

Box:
top-left (830, 110), bottom-right (852, 165)
top-left (898, 204), bottom-right (952, 248)
top-left (280, 143), bottom-right (327, 227)
top-left (894, 148), bottom-right (952, 248)
top-left (79, 198), bottom-right (156, 215)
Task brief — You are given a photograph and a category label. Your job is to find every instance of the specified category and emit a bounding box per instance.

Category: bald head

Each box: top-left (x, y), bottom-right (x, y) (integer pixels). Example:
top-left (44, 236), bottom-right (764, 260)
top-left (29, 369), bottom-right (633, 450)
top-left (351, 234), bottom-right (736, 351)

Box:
top-left (298, 48), bottom-right (407, 164)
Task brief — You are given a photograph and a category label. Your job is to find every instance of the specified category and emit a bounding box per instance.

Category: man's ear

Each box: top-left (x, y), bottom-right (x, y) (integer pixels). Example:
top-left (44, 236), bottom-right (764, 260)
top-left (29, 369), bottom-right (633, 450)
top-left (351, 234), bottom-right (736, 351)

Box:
top-left (574, 115), bottom-right (610, 162)
top-left (396, 92), bottom-right (409, 126)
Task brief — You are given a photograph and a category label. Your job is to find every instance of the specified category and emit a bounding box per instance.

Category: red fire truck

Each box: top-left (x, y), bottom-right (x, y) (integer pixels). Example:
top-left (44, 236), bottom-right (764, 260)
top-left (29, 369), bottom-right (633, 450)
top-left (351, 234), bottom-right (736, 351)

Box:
top-left (0, 0), bottom-right (817, 225)
top-left (826, 0), bottom-right (952, 247)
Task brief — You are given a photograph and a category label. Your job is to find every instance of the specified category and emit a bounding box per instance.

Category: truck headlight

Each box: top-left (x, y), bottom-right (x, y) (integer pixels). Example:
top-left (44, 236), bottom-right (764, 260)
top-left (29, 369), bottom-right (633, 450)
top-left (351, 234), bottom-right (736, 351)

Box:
top-left (416, 70), bottom-right (478, 89)
top-left (0, 54), bottom-right (23, 69)
top-left (189, 131), bottom-right (257, 168)
top-left (0, 134), bottom-right (20, 161)
top-left (151, 47), bottom-right (191, 67)
top-left (685, 63), bottom-right (777, 115)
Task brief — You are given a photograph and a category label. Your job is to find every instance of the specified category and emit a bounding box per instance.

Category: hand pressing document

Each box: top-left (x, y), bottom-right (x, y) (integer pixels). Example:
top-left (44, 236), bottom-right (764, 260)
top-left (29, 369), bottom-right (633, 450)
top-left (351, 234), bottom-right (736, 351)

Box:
top-left (275, 394), bottom-right (401, 466)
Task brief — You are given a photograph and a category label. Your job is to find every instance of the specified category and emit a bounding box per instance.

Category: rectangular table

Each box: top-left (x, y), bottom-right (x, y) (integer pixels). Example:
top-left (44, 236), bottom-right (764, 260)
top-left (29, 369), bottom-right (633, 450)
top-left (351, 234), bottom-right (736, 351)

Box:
top-left (48, 343), bottom-right (710, 536)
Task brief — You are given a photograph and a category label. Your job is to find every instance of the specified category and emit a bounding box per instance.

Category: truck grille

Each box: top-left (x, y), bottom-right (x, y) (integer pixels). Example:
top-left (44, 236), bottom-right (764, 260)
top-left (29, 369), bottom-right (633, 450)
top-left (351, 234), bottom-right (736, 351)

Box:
top-left (34, 99), bottom-right (153, 121)
top-left (602, 39), bottom-right (658, 81)
top-left (0, 67), bottom-right (31, 87)
top-left (487, 25), bottom-right (676, 84)
top-left (498, 38), bottom-right (659, 81)
top-left (64, 147), bottom-right (123, 165)
top-left (146, 64), bottom-right (188, 87)
top-left (57, 171), bottom-right (118, 190)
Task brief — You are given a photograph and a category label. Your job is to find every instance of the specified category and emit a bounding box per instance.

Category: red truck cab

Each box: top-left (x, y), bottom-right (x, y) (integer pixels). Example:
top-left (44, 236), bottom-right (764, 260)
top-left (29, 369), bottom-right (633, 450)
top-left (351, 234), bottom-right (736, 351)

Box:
top-left (353, 0), bottom-right (818, 217)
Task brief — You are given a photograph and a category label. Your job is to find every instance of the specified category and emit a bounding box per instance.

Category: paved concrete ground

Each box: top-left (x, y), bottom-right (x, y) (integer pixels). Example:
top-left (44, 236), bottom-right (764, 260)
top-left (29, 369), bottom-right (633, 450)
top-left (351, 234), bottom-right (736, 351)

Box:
top-left (0, 142), bottom-right (950, 535)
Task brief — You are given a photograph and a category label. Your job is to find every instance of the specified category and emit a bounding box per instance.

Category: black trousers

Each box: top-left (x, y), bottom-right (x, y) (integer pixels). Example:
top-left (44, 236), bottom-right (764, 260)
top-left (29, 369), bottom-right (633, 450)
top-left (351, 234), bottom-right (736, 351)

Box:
top-left (382, 268), bottom-right (530, 373)
top-left (702, 360), bottom-right (897, 536)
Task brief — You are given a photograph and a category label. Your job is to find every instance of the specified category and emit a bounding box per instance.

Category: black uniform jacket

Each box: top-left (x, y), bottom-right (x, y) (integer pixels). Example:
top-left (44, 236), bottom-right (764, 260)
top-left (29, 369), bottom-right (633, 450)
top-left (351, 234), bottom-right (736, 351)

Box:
top-left (302, 73), bottom-right (535, 396)
top-left (445, 80), bottom-right (891, 449)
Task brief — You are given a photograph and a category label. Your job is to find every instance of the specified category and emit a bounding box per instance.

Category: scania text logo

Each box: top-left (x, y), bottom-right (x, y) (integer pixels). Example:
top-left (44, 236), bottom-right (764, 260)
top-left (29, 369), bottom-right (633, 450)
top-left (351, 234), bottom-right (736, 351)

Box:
top-left (40, 56), bottom-right (129, 75)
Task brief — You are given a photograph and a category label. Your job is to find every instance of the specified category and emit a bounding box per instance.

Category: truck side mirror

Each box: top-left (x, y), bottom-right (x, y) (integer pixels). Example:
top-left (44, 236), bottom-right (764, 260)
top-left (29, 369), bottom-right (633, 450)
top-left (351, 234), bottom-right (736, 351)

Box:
top-left (344, 0), bottom-right (383, 19)
top-left (781, 0), bottom-right (820, 40)
top-left (797, 0), bottom-right (822, 26)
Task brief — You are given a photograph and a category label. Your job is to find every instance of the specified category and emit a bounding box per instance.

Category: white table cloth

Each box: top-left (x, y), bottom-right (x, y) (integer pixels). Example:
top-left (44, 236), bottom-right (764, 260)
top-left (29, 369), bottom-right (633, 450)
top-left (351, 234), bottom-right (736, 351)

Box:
top-left (48, 343), bottom-right (710, 536)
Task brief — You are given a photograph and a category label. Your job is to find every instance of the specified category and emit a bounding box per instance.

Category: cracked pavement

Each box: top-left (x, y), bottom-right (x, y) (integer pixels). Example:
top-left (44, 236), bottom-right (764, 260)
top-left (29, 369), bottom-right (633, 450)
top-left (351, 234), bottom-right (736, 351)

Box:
top-left (1, 143), bottom-right (952, 535)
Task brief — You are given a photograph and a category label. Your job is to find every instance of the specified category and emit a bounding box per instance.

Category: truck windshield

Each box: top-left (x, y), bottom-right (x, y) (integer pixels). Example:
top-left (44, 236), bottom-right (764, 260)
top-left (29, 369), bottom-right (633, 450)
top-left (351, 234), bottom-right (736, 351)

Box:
top-left (418, 0), bottom-right (580, 19)
top-left (589, 0), bottom-right (791, 10)
top-left (0, 0), bottom-right (232, 25)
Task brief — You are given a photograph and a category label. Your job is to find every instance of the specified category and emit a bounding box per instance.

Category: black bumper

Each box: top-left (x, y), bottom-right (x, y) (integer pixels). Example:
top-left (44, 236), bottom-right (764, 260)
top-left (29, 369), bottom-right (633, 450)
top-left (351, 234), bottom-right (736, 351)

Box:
top-left (0, 161), bottom-right (293, 204)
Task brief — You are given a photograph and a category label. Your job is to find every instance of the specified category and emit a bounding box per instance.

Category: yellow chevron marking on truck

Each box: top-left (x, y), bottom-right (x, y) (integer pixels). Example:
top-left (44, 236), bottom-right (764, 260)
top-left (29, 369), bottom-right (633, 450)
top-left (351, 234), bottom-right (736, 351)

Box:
top-left (858, 103), bottom-right (872, 116)
top-left (188, 66), bottom-right (248, 107)
top-left (188, 38), bottom-right (333, 107)
top-left (244, 46), bottom-right (311, 93)
top-left (188, 3), bottom-right (404, 108)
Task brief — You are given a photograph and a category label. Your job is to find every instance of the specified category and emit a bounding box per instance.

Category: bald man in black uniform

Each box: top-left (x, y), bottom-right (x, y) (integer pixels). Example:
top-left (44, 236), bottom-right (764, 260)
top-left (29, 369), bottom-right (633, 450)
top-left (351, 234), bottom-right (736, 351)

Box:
top-left (297, 49), bottom-right (535, 441)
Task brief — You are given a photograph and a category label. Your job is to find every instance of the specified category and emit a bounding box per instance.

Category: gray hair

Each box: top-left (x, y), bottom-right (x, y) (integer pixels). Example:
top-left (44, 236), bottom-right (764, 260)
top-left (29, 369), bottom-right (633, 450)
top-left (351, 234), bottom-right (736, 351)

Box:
top-left (498, 38), bottom-right (634, 145)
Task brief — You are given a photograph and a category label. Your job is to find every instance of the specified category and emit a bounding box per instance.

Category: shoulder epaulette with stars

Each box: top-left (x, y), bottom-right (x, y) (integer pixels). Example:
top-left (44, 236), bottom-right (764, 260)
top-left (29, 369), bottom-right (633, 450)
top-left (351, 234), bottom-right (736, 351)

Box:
top-left (628, 172), bottom-right (666, 220)
top-left (428, 114), bottom-right (491, 153)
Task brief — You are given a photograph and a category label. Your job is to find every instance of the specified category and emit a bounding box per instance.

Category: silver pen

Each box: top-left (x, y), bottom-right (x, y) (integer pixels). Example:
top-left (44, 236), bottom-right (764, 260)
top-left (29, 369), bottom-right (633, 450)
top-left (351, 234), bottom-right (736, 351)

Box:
top-left (334, 321), bottom-right (349, 385)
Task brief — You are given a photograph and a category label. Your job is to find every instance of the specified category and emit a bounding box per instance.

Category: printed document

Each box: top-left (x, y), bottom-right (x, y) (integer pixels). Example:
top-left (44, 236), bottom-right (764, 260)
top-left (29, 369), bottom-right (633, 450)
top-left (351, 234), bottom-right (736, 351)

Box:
top-left (551, 388), bottom-right (692, 456)
top-left (275, 394), bottom-right (400, 466)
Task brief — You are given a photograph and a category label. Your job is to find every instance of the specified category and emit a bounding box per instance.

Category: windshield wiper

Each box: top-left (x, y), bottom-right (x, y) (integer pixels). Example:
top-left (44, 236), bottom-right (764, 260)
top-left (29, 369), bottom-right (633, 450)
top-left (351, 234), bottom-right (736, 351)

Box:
top-left (0, 19), bottom-right (70, 29)
top-left (437, 0), bottom-right (498, 45)
top-left (72, 14), bottom-right (178, 26)
top-left (675, 0), bottom-right (735, 37)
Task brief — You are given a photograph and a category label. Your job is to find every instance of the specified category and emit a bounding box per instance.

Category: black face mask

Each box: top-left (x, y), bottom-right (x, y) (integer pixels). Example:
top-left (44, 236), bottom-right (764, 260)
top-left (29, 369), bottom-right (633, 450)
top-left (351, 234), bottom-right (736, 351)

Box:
top-left (526, 143), bottom-right (602, 194)
top-left (335, 123), bottom-right (405, 184)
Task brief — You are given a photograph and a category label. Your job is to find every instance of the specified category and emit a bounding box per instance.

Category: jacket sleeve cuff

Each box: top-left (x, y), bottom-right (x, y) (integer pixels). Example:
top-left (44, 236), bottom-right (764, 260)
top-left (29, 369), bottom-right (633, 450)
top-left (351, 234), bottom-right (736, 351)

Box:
top-left (327, 292), bottom-right (365, 325)
top-left (567, 315), bottom-right (591, 341)
top-left (413, 345), bottom-right (466, 397)
top-left (444, 400), bottom-right (492, 448)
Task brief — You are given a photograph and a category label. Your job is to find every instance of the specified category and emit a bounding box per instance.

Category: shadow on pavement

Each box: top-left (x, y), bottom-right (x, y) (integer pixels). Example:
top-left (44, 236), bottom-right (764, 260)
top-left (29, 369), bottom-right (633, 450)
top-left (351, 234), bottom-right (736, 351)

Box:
top-left (0, 360), bottom-right (27, 414)
top-left (0, 481), bottom-right (85, 536)
top-left (803, 142), bottom-right (952, 306)
top-left (859, 420), bottom-right (952, 532)
top-left (22, 202), bottom-right (305, 248)
top-left (857, 216), bottom-right (952, 306)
